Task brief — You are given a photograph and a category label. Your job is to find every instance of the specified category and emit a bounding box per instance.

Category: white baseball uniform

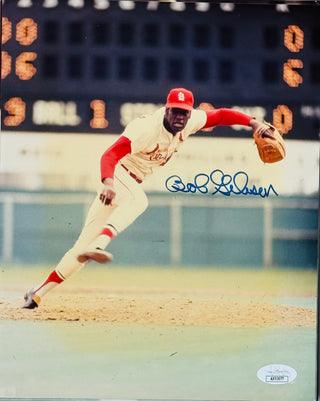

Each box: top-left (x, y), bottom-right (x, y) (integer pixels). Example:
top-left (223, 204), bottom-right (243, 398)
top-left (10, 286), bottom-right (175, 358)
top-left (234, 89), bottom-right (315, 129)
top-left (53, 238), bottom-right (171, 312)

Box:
top-left (55, 107), bottom-right (207, 279)
top-left (120, 107), bottom-right (207, 180)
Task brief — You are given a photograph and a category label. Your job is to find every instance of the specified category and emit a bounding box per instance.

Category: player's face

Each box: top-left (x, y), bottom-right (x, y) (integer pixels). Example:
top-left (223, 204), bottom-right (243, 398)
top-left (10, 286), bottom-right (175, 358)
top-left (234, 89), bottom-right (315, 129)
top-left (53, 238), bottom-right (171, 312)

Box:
top-left (164, 108), bottom-right (191, 134)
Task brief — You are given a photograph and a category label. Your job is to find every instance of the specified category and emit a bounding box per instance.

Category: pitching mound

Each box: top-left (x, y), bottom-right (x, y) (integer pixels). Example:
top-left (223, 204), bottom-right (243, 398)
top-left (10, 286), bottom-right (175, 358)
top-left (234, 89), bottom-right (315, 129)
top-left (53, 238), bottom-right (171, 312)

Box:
top-left (0, 266), bottom-right (316, 327)
top-left (0, 293), bottom-right (315, 327)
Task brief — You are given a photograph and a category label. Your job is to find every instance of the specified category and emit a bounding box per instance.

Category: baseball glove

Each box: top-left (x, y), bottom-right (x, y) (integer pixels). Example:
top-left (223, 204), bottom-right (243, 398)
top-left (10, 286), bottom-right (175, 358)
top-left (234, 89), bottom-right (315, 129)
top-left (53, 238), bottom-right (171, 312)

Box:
top-left (253, 121), bottom-right (286, 163)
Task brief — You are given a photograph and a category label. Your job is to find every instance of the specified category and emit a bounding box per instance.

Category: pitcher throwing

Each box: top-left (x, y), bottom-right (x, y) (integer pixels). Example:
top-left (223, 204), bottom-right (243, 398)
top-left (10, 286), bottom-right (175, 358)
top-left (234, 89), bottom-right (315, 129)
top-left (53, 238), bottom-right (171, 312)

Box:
top-left (23, 88), bottom-right (283, 309)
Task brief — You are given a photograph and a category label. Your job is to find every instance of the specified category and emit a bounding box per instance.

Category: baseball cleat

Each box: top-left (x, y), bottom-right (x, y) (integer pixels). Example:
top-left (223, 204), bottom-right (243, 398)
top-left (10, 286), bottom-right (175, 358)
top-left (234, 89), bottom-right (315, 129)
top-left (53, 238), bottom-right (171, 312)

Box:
top-left (77, 248), bottom-right (113, 264)
top-left (22, 289), bottom-right (41, 309)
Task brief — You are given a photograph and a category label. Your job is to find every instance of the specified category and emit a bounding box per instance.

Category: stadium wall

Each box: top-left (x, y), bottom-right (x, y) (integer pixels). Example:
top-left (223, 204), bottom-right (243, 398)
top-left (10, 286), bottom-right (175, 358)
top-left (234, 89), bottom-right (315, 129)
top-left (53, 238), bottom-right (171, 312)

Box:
top-left (0, 191), bottom-right (317, 269)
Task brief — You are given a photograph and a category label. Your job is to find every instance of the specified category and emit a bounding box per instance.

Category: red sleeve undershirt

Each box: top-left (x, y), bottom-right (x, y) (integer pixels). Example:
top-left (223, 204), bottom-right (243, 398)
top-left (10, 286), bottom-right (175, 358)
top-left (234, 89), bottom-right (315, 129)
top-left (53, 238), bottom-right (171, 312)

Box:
top-left (100, 136), bottom-right (132, 182)
top-left (202, 108), bottom-right (253, 129)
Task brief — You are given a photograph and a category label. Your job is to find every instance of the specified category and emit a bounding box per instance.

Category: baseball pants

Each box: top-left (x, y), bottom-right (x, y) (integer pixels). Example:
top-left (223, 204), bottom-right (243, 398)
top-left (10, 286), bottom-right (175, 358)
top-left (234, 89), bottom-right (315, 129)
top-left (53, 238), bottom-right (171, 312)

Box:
top-left (55, 164), bottom-right (148, 279)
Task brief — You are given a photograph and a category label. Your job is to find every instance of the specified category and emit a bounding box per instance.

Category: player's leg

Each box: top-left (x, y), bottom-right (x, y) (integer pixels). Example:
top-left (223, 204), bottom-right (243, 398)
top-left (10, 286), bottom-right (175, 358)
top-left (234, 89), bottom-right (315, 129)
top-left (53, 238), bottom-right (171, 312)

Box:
top-left (23, 195), bottom-right (115, 309)
top-left (23, 167), bottom-right (148, 309)
top-left (77, 164), bottom-right (148, 261)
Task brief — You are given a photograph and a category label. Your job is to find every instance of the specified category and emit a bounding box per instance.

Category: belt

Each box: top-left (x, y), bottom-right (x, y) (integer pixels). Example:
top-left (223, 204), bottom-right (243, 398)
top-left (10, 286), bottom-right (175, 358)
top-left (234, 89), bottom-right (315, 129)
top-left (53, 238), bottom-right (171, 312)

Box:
top-left (120, 164), bottom-right (142, 184)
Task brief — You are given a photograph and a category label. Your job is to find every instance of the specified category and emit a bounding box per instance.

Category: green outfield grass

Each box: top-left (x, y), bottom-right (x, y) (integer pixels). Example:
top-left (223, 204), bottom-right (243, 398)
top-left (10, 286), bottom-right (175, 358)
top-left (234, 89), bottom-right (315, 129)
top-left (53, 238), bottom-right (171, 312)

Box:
top-left (1, 264), bottom-right (317, 296)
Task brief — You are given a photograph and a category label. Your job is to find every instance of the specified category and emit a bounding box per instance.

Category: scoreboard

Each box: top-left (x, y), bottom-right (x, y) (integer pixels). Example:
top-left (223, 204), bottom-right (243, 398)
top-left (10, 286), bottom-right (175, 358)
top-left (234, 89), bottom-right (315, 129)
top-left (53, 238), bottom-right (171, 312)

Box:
top-left (1, 0), bottom-right (320, 140)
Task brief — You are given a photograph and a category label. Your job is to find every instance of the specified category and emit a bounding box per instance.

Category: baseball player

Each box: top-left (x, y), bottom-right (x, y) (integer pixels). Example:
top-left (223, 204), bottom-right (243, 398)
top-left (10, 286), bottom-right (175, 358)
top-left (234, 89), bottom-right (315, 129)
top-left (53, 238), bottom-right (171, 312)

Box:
top-left (23, 88), bottom-right (267, 309)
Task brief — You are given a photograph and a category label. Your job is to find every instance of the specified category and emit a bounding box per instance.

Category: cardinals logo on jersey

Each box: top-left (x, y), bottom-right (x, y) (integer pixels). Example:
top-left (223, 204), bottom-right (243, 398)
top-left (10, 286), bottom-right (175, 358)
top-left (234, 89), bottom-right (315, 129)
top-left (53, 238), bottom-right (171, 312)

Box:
top-left (146, 144), bottom-right (174, 165)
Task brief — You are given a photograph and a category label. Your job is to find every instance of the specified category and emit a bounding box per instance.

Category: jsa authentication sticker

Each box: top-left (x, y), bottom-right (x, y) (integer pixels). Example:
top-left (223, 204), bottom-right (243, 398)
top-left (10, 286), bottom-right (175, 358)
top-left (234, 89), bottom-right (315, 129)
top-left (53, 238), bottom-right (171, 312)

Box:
top-left (257, 364), bottom-right (297, 384)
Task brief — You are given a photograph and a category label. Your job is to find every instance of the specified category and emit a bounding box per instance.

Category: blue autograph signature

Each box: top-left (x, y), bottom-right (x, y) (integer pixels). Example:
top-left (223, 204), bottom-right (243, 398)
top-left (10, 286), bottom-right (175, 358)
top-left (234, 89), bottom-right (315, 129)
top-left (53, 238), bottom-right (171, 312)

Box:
top-left (165, 169), bottom-right (278, 198)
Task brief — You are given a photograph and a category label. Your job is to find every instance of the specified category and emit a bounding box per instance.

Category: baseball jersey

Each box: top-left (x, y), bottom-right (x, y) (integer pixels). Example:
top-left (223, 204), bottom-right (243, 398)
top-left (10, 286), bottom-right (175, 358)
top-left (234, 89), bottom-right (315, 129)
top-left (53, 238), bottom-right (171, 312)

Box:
top-left (120, 107), bottom-right (207, 181)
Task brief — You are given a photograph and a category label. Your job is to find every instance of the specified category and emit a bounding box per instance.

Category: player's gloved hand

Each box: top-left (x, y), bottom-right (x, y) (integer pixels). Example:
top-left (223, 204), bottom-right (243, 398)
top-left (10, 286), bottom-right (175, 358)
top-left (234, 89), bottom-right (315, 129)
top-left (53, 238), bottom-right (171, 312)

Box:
top-left (100, 178), bottom-right (116, 205)
top-left (249, 119), bottom-right (286, 163)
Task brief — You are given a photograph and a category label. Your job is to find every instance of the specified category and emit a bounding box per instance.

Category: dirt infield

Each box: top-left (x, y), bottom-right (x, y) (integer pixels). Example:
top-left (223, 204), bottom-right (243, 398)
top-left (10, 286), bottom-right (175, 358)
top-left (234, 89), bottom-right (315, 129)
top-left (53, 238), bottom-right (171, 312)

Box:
top-left (0, 266), bottom-right (317, 327)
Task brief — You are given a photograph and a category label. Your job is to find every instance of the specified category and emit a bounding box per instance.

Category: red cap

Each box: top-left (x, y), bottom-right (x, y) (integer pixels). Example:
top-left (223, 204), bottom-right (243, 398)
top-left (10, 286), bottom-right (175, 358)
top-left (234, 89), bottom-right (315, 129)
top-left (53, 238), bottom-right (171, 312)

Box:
top-left (165, 88), bottom-right (194, 111)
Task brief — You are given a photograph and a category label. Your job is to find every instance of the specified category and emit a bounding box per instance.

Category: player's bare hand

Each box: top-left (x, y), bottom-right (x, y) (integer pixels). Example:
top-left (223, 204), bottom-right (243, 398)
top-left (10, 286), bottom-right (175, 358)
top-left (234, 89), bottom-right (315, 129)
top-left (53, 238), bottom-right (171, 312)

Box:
top-left (100, 178), bottom-right (116, 205)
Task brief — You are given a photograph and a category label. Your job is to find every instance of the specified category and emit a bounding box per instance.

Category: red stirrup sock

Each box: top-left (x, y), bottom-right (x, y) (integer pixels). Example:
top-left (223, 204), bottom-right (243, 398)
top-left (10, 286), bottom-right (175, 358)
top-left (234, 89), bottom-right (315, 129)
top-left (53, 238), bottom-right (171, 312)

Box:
top-left (90, 225), bottom-right (118, 250)
top-left (33, 269), bottom-right (65, 298)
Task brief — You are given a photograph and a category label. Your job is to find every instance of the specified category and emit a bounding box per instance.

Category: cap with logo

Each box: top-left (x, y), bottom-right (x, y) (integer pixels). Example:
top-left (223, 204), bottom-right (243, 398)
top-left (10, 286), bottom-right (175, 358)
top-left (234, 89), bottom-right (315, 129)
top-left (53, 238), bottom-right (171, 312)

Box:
top-left (166, 88), bottom-right (194, 111)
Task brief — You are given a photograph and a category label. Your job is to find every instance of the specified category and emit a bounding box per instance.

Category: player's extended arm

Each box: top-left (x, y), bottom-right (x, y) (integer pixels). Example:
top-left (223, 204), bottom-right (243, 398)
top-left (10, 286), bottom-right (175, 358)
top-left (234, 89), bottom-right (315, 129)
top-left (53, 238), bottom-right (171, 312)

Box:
top-left (202, 108), bottom-right (255, 129)
top-left (201, 108), bottom-right (283, 163)
top-left (99, 136), bottom-right (132, 205)
top-left (203, 107), bottom-right (271, 134)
